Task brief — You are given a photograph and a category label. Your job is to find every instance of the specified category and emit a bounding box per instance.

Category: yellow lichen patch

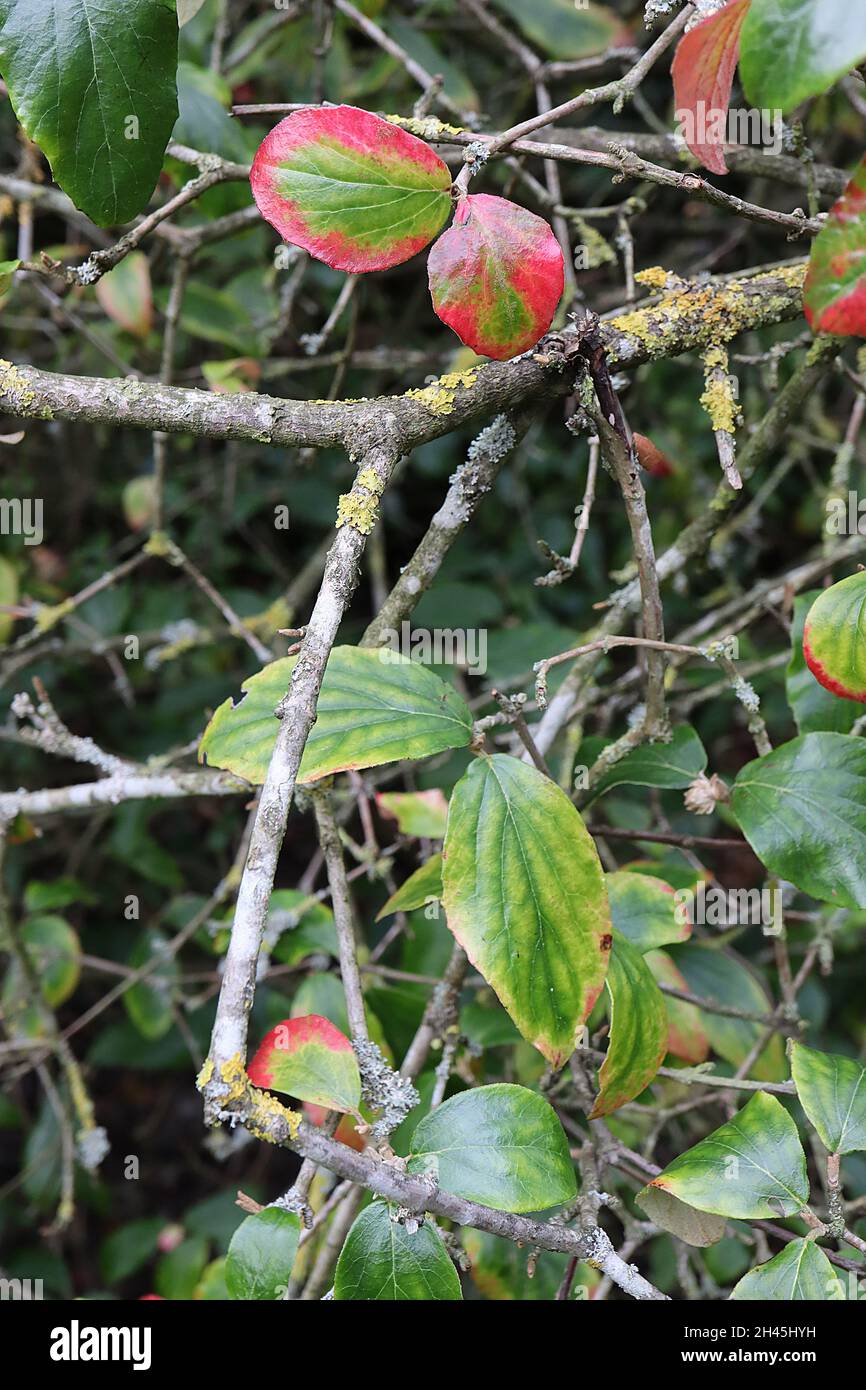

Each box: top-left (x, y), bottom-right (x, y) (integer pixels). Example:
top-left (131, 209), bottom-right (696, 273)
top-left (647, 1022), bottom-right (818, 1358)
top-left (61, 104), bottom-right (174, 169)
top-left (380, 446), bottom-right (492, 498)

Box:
top-left (196, 1057), bottom-right (215, 1091)
top-left (34, 599), bottom-right (74, 633)
top-left (385, 113), bottom-right (467, 139)
top-left (217, 1052), bottom-right (249, 1103)
top-left (144, 530), bottom-right (172, 559)
top-left (700, 346), bottom-right (739, 434)
top-left (356, 466), bottom-right (384, 496)
top-left (0, 359), bottom-right (36, 411)
top-left (247, 1084), bottom-right (302, 1143)
top-left (404, 368), bottom-right (480, 417)
top-left (336, 489), bottom-right (379, 535)
top-left (635, 266), bottom-right (670, 290)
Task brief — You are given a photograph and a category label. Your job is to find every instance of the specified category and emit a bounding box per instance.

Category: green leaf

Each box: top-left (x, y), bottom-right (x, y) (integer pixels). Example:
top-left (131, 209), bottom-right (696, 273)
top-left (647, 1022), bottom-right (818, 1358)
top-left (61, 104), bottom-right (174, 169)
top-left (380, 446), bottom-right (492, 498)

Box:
top-left (804, 159), bottom-right (866, 336)
top-left (590, 932), bottom-right (667, 1118)
top-left (635, 1184), bottom-right (726, 1248)
top-left (740, 0), bottom-right (866, 112)
top-left (375, 854), bottom-right (443, 921)
top-left (791, 1042), bottom-right (866, 1154)
top-left (0, 0), bottom-right (179, 224)
top-left (155, 1235), bottom-right (209, 1300)
top-left (802, 571), bottom-right (866, 699)
top-left (225, 1207), bottom-right (300, 1300)
top-left (730, 1238), bottom-right (844, 1301)
top-left (606, 871), bottom-right (689, 953)
top-left (670, 943), bottom-right (784, 1080)
top-left (199, 647), bottom-right (473, 786)
top-left (488, 0), bottom-right (620, 60)
top-left (247, 1014), bottom-right (361, 1114)
top-left (585, 725), bottom-right (707, 802)
top-left (732, 732), bottom-right (866, 908)
top-left (0, 553), bottom-right (17, 644)
top-left (250, 105), bottom-right (452, 273)
top-left (0, 258), bottom-right (19, 295)
top-left (334, 1202), bottom-right (461, 1301)
top-left (99, 1217), bottom-right (163, 1285)
top-left (648, 1092), bottom-right (809, 1220)
top-left (787, 592), bottom-right (861, 733)
top-left (645, 948), bottom-right (710, 1065)
top-left (266, 890), bottom-right (338, 968)
top-left (124, 928), bottom-right (179, 1041)
top-left (407, 1083), bottom-right (576, 1213)
top-left (442, 754), bottom-right (611, 1067)
top-left (2, 915), bottom-right (81, 1035)
top-left (375, 790), bottom-right (448, 839)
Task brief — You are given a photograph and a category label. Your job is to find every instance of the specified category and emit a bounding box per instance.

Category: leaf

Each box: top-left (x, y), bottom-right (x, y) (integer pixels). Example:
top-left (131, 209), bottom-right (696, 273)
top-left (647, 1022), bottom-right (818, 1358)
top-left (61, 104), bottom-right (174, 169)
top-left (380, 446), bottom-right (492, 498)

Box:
top-left (585, 724), bottom-right (707, 801)
top-left (428, 194), bottom-right (563, 360)
top-left (199, 647), bottom-right (473, 785)
top-left (0, 0), bottom-right (179, 225)
top-left (266, 890), bottom-right (338, 968)
top-left (635, 1185), bottom-right (726, 1248)
top-left (787, 592), bottom-right (861, 733)
top-left (334, 1202), bottom-right (461, 1301)
top-left (407, 1083), bottom-right (576, 1213)
top-left (804, 159), bottom-right (866, 336)
top-left (122, 477), bottom-right (158, 533)
top-left (247, 1015), bottom-right (361, 1114)
top-left (648, 1091), bottom-right (809, 1220)
top-left (606, 871), bottom-right (689, 952)
top-left (802, 570), bottom-right (866, 699)
top-left (225, 1207), bottom-right (300, 1300)
top-left (731, 732), bottom-right (866, 908)
top-left (100, 1217), bottom-right (163, 1285)
top-left (590, 933), bottom-right (667, 1118)
top-left (155, 1235), bottom-right (208, 1300)
top-left (442, 754), bottom-right (611, 1067)
top-left (375, 789), bottom-right (448, 838)
top-left (730, 1238), bottom-right (844, 1300)
top-left (645, 949), bottom-right (710, 1065)
top-left (488, 0), bottom-right (621, 60)
top-left (0, 258), bottom-right (19, 295)
top-left (95, 253), bottom-right (153, 339)
top-left (634, 431), bottom-right (676, 478)
top-left (123, 928), bottom-right (179, 1041)
top-left (740, 0), bottom-right (866, 112)
top-left (790, 1042), bottom-right (866, 1155)
top-left (376, 855), bottom-right (443, 921)
top-left (250, 105), bottom-right (452, 272)
top-left (670, 943), bottom-right (784, 1080)
top-left (671, 0), bottom-right (752, 176)
top-left (0, 554), bottom-right (18, 644)
top-left (2, 915), bottom-right (80, 1017)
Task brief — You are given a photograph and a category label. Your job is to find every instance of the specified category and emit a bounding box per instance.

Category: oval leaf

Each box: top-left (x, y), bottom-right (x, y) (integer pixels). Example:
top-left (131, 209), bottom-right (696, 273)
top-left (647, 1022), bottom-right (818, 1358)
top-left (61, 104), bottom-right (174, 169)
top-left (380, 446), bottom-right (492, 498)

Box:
top-left (791, 1042), bottom-right (866, 1155)
top-left (199, 647), bottom-right (473, 786)
top-left (585, 724), bottom-right (707, 802)
top-left (0, 0), bottom-right (179, 225)
top-left (442, 754), bottom-right (611, 1067)
top-left (225, 1207), bottom-right (300, 1300)
top-left (334, 1202), bottom-right (461, 1301)
top-left (408, 1083), bottom-right (576, 1213)
top-left (787, 591), bottom-right (861, 734)
top-left (247, 1014), bottom-right (361, 1114)
top-left (428, 194), bottom-right (564, 360)
top-left (250, 105), bottom-right (452, 272)
top-left (649, 1091), bottom-right (809, 1220)
top-left (375, 789), bottom-right (448, 838)
top-left (375, 854), bottom-right (443, 921)
top-left (636, 1184), bottom-right (726, 1248)
top-left (802, 570), bottom-right (866, 700)
top-left (740, 0), bottom-right (866, 112)
top-left (671, 0), bottom-right (751, 176)
top-left (804, 158), bottom-right (866, 337)
top-left (607, 871), bottom-right (689, 952)
top-left (730, 1237), bottom-right (844, 1301)
top-left (731, 732), bottom-right (866, 909)
top-left (590, 932), bottom-right (667, 1118)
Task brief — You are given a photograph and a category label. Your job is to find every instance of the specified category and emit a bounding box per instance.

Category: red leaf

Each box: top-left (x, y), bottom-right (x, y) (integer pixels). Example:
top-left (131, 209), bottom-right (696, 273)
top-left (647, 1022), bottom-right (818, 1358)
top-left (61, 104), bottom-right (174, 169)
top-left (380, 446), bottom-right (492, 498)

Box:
top-left (250, 105), bottom-right (453, 273)
top-left (804, 156), bottom-right (866, 336)
top-left (427, 194), bottom-right (564, 360)
top-left (671, 0), bottom-right (752, 177)
top-left (248, 1014), bottom-right (361, 1113)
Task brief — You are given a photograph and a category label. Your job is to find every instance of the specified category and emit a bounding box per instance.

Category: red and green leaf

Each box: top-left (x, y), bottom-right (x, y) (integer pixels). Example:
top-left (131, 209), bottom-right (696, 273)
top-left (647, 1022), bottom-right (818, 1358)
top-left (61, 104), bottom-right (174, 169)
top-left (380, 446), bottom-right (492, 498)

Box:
top-left (248, 1014), bottom-right (361, 1114)
top-left (804, 157), bottom-right (866, 337)
top-left (802, 570), bottom-right (866, 701)
top-left (645, 948), bottom-right (710, 1065)
top-left (671, 0), bottom-right (752, 176)
top-left (250, 105), bottom-right (453, 273)
top-left (427, 193), bottom-right (564, 360)
top-left (590, 932), bottom-right (667, 1119)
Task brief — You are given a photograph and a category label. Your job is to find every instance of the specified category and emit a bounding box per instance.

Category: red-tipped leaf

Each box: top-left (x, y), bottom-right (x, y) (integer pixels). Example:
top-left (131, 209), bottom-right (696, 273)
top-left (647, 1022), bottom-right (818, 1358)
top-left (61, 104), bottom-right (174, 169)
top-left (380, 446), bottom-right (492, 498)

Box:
top-left (250, 105), bottom-right (453, 273)
top-left (248, 1014), bottom-right (361, 1114)
top-left (428, 193), bottom-right (564, 360)
top-left (671, 0), bottom-right (751, 176)
top-left (804, 156), bottom-right (866, 336)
